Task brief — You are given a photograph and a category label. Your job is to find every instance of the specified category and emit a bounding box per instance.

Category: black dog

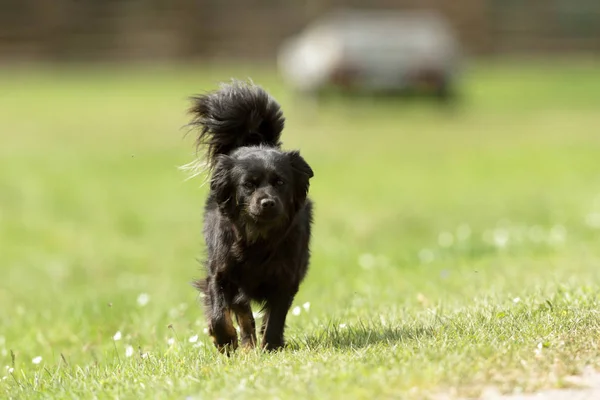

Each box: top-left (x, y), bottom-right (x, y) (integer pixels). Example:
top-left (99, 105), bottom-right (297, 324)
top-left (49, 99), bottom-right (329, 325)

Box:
top-left (187, 80), bottom-right (314, 353)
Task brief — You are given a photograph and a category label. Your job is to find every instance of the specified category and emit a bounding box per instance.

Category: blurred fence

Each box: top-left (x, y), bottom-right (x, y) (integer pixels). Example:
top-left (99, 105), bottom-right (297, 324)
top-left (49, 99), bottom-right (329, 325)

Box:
top-left (0, 0), bottom-right (599, 62)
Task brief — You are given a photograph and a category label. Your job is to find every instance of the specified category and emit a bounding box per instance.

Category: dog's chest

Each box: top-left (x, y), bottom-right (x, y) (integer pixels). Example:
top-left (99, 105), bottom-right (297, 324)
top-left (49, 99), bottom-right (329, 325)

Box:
top-left (229, 244), bottom-right (296, 292)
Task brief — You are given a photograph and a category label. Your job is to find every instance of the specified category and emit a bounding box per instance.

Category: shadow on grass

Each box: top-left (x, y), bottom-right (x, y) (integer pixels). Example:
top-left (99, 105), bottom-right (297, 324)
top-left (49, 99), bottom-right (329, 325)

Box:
top-left (288, 322), bottom-right (436, 350)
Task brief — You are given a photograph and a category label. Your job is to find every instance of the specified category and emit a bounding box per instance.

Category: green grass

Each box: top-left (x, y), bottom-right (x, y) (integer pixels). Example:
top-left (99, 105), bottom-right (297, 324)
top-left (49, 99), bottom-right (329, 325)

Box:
top-left (1, 60), bottom-right (600, 399)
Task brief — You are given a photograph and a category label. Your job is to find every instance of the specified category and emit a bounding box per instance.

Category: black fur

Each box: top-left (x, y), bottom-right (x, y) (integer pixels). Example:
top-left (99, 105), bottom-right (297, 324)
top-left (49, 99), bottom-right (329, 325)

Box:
top-left (188, 80), bottom-right (314, 353)
top-left (188, 80), bottom-right (285, 172)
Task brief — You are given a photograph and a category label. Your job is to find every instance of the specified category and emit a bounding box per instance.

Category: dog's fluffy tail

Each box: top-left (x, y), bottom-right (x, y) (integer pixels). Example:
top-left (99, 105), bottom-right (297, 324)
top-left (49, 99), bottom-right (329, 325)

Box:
top-left (185, 79), bottom-right (285, 173)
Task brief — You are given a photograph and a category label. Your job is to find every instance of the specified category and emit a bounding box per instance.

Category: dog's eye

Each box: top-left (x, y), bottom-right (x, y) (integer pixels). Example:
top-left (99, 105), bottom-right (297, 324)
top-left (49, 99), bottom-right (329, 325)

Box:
top-left (243, 181), bottom-right (255, 190)
top-left (275, 179), bottom-right (285, 186)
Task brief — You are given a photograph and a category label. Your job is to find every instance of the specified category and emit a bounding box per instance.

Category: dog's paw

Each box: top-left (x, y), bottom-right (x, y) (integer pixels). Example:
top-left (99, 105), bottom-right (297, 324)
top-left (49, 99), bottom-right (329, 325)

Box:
top-left (240, 336), bottom-right (257, 350)
top-left (261, 340), bottom-right (285, 352)
top-left (210, 331), bottom-right (239, 356)
top-left (214, 340), bottom-right (238, 356)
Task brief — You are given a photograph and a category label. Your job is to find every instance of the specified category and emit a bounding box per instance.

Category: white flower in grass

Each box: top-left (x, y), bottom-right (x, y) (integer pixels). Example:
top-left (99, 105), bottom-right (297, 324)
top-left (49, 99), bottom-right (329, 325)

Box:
top-left (513, 297), bottom-right (521, 304)
top-left (141, 352), bottom-right (149, 359)
top-left (456, 224), bottom-right (471, 241)
top-left (203, 327), bottom-right (209, 334)
top-left (291, 306), bottom-right (301, 316)
top-left (417, 293), bottom-right (429, 306)
top-left (32, 356), bottom-right (42, 365)
top-left (493, 229), bottom-right (509, 249)
top-left (125, 345), bottom-right (134, 358)
top-left (167, 337), bottom-right (175, 346)
top-left (549, 225), bottom-right (566, 245)
top-left (136, 293), bottom-right (150, 307)
top-left (358, 253), bottom-right (376, 270)
top-left (438, 232), bottom-right (454, 248)
top-left (188, 335), bottom-right (199, 343)
top-left (585, 212), bottom-right (600, 229)
top-left (302, 302), bottom-right (311, 312)
top-left (113, 331), bottom-right (122, 341)
top-left (418, 249), bottom-right (435, 264)
top-left (7, 367), bottom-right (14, 374)
top-left (168, 304), bottom-right (187, 319)
top-left (193, 342), bottom-right (204, 348)
top-left (534, 342), bottom-right (544, 357)
top-left (339, 323), bottom-right (347, 329)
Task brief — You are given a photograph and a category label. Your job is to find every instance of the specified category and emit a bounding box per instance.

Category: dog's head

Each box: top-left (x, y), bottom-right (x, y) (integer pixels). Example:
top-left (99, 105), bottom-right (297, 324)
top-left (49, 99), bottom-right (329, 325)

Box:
top-left (209, 147), bottom-right (313, 237)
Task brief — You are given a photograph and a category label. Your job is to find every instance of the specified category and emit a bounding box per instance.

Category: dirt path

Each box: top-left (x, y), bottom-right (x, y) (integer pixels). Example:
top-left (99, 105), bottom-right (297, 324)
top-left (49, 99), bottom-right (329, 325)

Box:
top-left (480, 368), bottom-right (600, 400)
top-left (433, 368), bottom-right (600, 400)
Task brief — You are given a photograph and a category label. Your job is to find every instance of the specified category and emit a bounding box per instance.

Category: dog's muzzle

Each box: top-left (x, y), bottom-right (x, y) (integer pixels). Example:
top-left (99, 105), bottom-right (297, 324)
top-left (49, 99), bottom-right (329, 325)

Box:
top-left (251, 196), bottom-right (282, 221)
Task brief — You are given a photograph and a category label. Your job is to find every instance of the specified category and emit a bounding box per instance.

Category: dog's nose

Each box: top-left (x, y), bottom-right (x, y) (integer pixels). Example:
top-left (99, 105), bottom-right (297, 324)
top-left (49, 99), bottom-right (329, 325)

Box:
top-left (260, 198), bottom-right (276, 209)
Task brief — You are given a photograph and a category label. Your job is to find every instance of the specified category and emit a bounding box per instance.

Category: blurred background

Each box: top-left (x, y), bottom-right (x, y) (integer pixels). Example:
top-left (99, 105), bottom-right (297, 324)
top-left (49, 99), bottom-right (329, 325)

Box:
top-left (1, 0), bottom-right (599, 100)
top-left (1, 0), bottom-right (599, 62)
top-left (1, 1), bottom-right (600, 288)
top-left (1, 0), bottom-right (600, 307)
top-left (1, 1), bottom-right (600, 386)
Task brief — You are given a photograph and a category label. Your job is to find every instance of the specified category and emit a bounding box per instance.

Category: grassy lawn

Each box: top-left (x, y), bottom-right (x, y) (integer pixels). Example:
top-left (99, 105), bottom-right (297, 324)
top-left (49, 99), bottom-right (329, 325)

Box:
top-left (1, 60), bottom-right (600, 399)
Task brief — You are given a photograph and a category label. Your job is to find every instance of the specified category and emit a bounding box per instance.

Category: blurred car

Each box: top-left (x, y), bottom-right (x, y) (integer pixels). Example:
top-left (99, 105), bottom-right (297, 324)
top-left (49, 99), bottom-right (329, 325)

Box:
top-left (277, 9), bottom-right (461, 99)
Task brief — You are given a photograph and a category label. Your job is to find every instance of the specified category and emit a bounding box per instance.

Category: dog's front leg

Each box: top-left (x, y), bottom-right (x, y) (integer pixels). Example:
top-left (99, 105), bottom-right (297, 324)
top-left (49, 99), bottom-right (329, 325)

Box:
top-left (205, 277), bottom-right (238, 354)
top-left (232, 301), bottom-right (257, 349)
top-left (261, 294), bottom-right (294, 351)
top-left (259, 310), bottom-right (269, 338)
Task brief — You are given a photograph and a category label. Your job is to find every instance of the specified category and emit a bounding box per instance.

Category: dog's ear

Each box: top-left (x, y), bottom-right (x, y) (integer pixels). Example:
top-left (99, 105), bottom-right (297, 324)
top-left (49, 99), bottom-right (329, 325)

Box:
top-left (210, 155), bottom-right (236, 216)
top-left (287, 151), bottom-right (314, 211)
